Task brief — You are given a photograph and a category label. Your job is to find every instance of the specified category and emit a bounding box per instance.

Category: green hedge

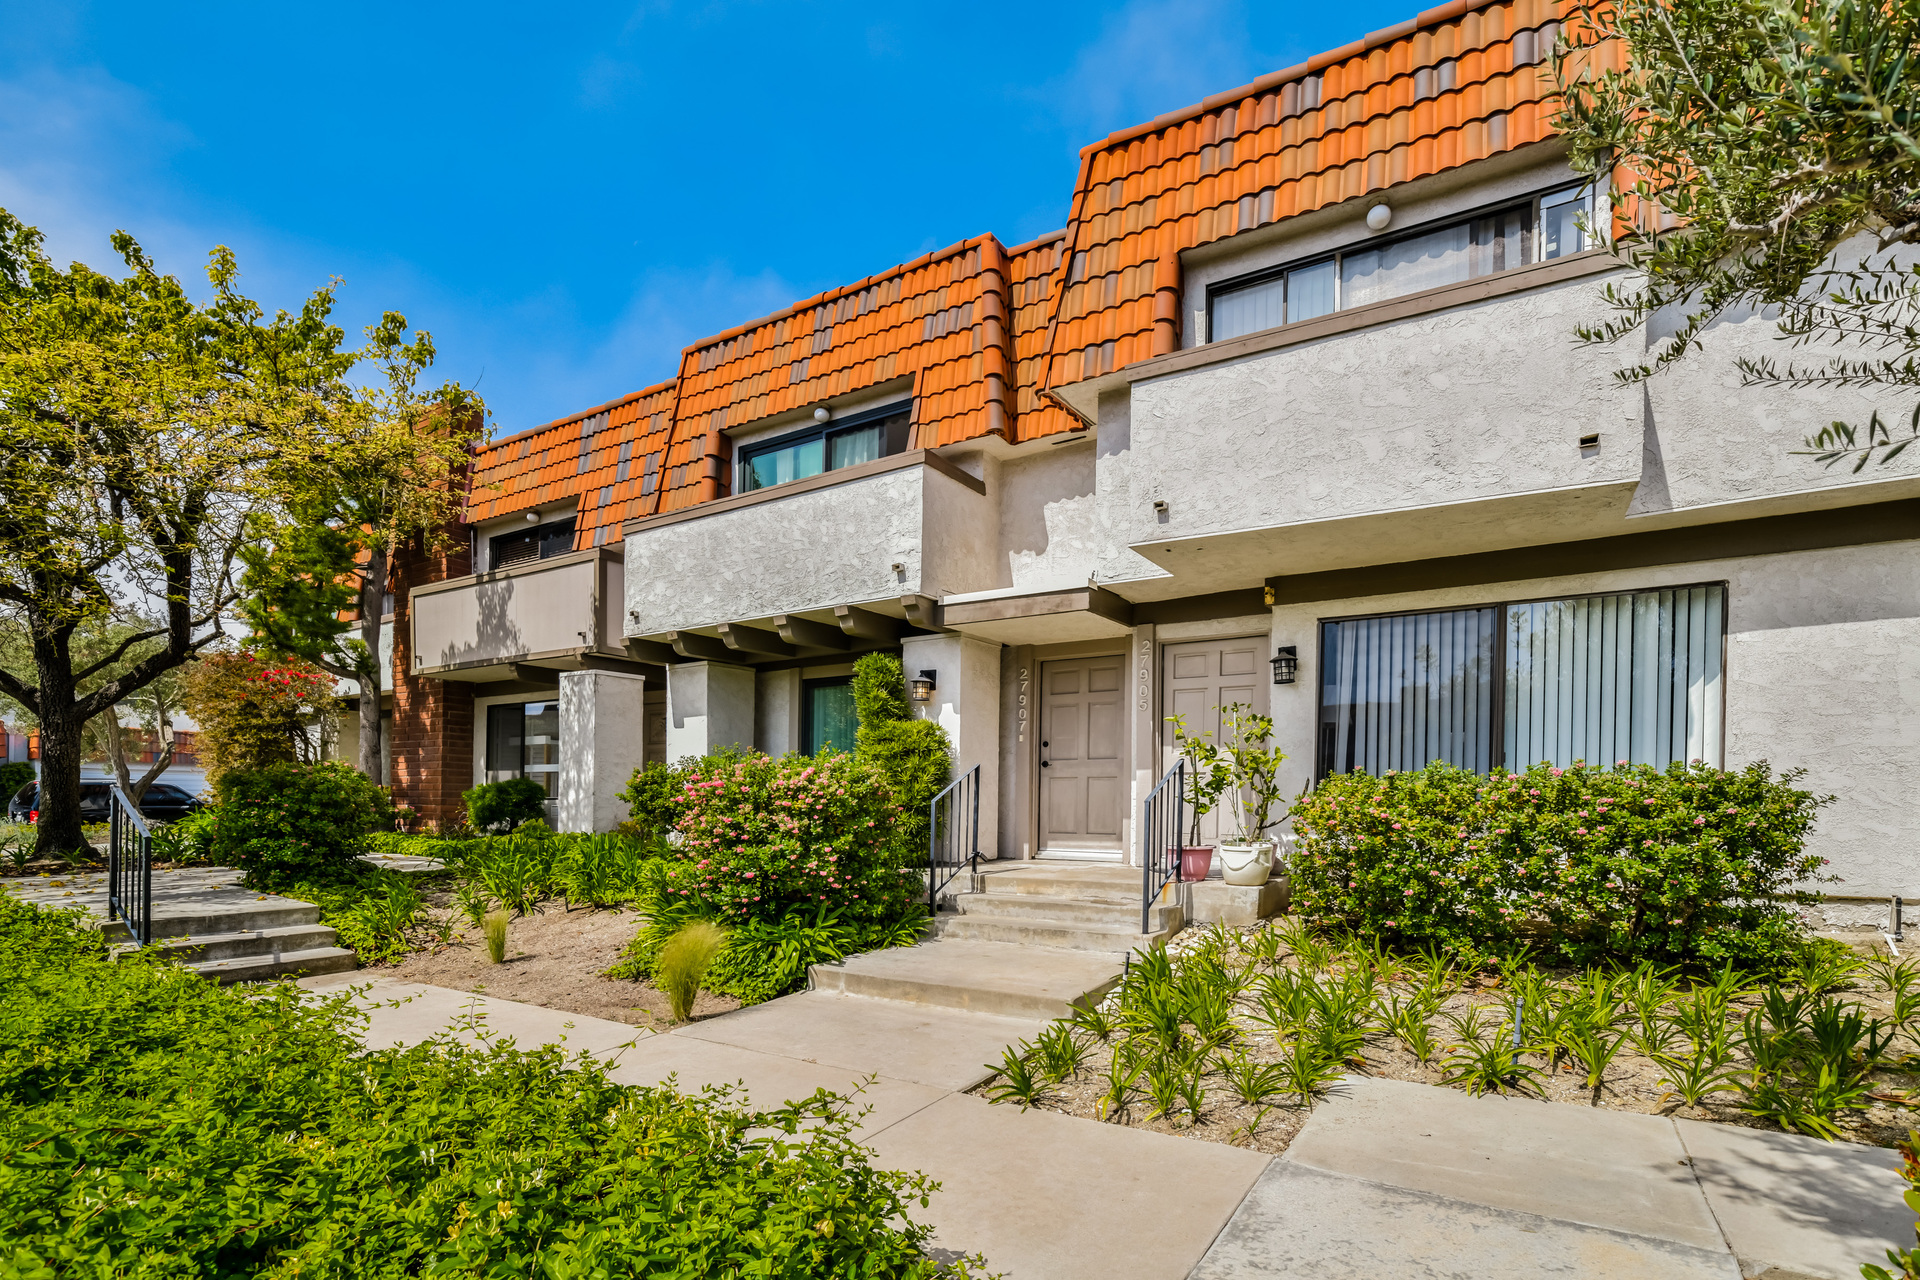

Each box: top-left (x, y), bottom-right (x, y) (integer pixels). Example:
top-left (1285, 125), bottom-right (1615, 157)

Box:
top-left (214, 760), bottom-right (391, 880)
top-left (1289, 759), bottom-right (1832, 969)
top-left (0, 893), bottom-right (977, 1278)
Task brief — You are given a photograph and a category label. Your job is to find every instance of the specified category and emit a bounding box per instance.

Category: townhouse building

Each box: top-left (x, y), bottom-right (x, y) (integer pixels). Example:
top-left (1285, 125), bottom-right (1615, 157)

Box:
top-left (385, 0), bottom-right (1919, 922)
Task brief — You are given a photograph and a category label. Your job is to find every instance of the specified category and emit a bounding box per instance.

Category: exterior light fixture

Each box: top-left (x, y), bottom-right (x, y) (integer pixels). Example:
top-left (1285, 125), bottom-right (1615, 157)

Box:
top-left (908, 670), bottom-right (937, 702)
top-left (524, 511), bottom-right (540, 523)
top-left (1271, 645), bottom-right (1299, 685)
top-left (814, 407), bottom-right (832, 423)
top-left (1366, 203), bottom-right (1392, 232)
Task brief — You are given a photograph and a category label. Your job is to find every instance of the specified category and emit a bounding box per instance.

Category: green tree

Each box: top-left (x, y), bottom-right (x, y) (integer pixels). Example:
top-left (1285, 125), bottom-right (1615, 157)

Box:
top-left (851, 652), bottom-right (951, 860)
top-left (0, 210), bottom-right (353, 855)
top-left (1556, 0), bottom-right (1920, 468)
top-left (238, 317), bottom-right (482, 779)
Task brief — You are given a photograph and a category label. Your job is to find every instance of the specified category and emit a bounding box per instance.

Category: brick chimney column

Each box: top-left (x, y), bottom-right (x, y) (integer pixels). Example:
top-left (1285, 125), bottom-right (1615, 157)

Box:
top-left (388, 532), bottom-right (476, 832)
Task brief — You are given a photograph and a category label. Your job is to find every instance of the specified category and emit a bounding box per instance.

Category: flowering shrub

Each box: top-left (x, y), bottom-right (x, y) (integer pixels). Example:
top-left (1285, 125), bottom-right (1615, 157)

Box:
top-left (181, 652), bottom-right (338, 788)
top-left (214, 760), bottom-right (392, 880)
top-left (1289, 760), bottom-right (1833, 968)
top-left (658, 751), bottom-right (914, 925)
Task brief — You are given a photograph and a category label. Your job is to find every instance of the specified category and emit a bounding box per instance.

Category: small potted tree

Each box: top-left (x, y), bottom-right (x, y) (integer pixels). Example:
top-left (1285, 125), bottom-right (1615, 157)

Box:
top-left (1216, 704), bottom-right (1287, 886)
top-left (1167, 713), bottom-right (1229, 881)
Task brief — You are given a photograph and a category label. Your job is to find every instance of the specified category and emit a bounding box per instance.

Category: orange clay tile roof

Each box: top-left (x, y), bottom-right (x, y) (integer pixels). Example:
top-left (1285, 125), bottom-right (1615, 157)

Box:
top-left (465, 0), bottom-right (1611, 552)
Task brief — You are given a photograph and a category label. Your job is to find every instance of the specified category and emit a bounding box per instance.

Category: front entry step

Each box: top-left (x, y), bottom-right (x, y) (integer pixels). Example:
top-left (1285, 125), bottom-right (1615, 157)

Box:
top-left (930, 860), bottom-right (1183, 954)
top-left (811, 939), bottom-right (1125, 1020)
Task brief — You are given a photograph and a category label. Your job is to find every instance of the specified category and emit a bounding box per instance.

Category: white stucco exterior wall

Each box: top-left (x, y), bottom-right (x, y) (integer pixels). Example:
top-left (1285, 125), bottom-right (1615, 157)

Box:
top-left (666, 662), bottom-right (756, 760)
top-left (1260, 540), bottom-right (1920, 903)
top-left (756, 668), bottom-right (800, 756)
top-left (902, 632), bottom-right (1004, 859)
top-left (557, 670), bottom-right (648, 833)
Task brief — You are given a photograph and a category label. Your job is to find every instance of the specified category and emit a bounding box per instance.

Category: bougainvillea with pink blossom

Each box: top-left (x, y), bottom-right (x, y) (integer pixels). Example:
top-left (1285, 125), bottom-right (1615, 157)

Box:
top-left (1289, 759), bottom-right (1833, 968)
top-left (656, 751), bottom-right (916, 925)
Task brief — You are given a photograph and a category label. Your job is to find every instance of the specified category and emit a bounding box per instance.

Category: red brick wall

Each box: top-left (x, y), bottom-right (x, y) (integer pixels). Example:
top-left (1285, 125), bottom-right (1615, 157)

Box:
top-left (389, 533), bottom-right (475, 832)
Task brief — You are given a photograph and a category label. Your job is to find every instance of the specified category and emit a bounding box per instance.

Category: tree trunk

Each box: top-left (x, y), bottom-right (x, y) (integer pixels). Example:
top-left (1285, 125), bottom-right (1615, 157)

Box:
top-left (33, 705), bottom-right (89, 858)
top-left (100, 711), bottom-right (173, 804)
top-left (356, 544), bottom-right (389, 782)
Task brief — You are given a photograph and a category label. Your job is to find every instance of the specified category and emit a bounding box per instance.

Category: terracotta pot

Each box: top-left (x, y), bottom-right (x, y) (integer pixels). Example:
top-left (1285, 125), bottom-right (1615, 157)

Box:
top-left (1218, 840), bottom-right (1275, 887)
top-left (1179, 844), bottom-right (1215, 882)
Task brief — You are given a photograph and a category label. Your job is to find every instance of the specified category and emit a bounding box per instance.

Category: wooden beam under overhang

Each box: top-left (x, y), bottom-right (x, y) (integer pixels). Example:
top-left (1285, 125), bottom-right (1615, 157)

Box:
top-left (623, 638), bottom-right (679, 665)
top-left (773, 614), bottom-right (850, 651)
top-left (667, 630), bottom-right (738, 663)
top-left (716, 622), bottom-right (794, 657)
top-left (834, 605), bottom-right (902, 643)
top-left (505, 663), bottom-right (562, 687)
top-left (899, 594), bottom-right (943, 630)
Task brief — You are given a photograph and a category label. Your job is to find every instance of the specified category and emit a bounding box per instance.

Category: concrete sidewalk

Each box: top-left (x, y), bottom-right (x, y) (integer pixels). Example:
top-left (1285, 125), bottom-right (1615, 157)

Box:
top-left (1192, 1075), bottom-right (1908, 1280)
top-left (301, 976), bottom-right (1910, 1280)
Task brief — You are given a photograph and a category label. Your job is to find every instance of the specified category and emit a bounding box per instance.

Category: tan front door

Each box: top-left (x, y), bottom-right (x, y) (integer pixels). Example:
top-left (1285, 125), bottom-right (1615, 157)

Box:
top-left (1163, 636), bottom-right (1271, 846)
top-left (1039, 656), bottom-right (1127, 856)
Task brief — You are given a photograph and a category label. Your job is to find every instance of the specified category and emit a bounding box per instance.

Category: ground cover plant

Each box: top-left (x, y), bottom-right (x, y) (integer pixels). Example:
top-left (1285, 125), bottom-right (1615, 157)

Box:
top-left (978, 919), bottom-right (1916, 1154)
top-left (1290, 759), bottom-right (1832, 970)
top-left (0, 892), bottom-right (983, 1278)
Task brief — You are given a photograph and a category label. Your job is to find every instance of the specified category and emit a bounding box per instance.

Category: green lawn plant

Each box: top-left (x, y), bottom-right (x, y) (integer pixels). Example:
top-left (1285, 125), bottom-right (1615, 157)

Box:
top-left (0, 891), bottom-right (982, 1278)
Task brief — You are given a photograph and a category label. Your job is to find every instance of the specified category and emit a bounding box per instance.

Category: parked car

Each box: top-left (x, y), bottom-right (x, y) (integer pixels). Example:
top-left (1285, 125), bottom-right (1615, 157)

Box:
top-left (7, 781), bottom-right (203, 825)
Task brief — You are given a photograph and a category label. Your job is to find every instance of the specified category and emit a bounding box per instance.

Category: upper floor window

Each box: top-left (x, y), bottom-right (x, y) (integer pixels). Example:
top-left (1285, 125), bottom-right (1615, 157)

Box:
top-left (1209, 183), bottom-right (1595, 344)
top-left (489, 517), bottom-right (576, 570)
top-left (738, 405), bottom-right (911, 493)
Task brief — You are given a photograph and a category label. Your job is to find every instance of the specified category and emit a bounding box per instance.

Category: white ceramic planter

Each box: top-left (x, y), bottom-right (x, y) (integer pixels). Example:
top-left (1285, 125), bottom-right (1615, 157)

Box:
top-left (1218, 839), bottom-right (1275, 886)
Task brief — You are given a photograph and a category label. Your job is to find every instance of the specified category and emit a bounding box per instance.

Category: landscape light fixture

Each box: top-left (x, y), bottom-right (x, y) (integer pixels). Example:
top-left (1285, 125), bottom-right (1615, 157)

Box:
top-left (1271, 645), bottom-right (1299, 685)
top-left (908, 670), bottom-right (937, 702)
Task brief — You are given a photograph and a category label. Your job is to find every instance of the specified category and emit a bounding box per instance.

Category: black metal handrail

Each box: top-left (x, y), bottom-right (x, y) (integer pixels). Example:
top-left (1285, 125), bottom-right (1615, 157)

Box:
top-left (1141, 760), bottom-right (1186, 933)
top-left (926, 764), bottom-right (981, 913)
top-left (108, 785), bottom-right (153, 947)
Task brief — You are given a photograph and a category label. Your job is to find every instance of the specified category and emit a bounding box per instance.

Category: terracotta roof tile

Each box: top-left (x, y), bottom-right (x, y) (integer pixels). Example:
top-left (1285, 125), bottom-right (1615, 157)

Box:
top-left (463, 0), bottom-right (1580, 537)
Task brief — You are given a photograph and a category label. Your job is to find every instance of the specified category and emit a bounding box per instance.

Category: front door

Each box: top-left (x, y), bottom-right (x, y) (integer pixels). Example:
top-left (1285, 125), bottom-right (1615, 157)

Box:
top-left (1039, 656), bottom-right (1127, 856)
top-left (1163, 636), bottom-right (1271, 846)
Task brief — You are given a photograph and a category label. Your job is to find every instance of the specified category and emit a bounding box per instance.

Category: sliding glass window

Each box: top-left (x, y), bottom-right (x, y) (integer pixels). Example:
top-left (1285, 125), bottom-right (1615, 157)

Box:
top-left (486, 701), bottom-right (561, 795)
top-left (1209, 182), bottom-right (1596, 343)
top-left (739, 407), bottom-right (911, 493)
top-left (1317, 585), bottom-right (1726, 779)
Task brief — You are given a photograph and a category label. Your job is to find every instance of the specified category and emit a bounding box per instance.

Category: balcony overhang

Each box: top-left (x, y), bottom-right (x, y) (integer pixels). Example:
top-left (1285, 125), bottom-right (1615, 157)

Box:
top-left (941, 584), bottom-right (1135, 645)
top-left (624, 596), bottom-right (941, 668)
top-left (410, 546), bottom-right (636, 681)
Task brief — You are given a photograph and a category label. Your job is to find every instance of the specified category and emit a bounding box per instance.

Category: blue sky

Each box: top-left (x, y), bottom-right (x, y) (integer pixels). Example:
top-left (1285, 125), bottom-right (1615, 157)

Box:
top-left (1, 0), bottom-right (1410, 436)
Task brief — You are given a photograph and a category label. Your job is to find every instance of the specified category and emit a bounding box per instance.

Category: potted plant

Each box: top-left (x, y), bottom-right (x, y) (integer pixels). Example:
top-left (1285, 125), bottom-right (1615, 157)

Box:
top-left (1216, 703), bottom-right (1287, 886)
top-left (1167, 713), bottom-right (1229, 881)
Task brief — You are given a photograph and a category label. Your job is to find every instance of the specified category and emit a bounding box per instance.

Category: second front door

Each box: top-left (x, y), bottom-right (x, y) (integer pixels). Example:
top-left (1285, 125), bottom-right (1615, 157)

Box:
top-left (1039, 656), bottom-right (1127, 856)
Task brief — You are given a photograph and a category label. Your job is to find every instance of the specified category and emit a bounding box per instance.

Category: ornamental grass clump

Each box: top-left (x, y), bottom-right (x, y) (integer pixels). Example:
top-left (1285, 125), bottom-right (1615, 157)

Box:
top-left (1290, 759), bottom-right (1833, 969)
top-left (483, 909), bottom-right (510, 964)
top-left (656, 920), bottom-right (726, 1022)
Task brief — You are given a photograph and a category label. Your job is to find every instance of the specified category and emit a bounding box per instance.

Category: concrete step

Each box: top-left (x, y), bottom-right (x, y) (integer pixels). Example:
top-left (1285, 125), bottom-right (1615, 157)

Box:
top-left (188, 946), bottom-right (358, 986)
top-left (970, 866), bottom-right (1141, 906)
top-left (953, 890), bottom-right (1181, 933)
top-left (102, 900), bottom-right (322, 944)
top-left (152, 922), bottom-right (342, 962)
top-left (811, 938), bottom-right (1125, 1020)
top-left (930, 911), bottom-right (1172, 955)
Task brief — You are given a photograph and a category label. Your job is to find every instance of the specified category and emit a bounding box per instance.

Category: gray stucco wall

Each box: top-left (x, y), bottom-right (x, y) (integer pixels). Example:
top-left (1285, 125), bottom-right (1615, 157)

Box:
top-left (1258, 541), bottom-right (1920, 901)
top-left (623, 463), bottom-right (991, 633)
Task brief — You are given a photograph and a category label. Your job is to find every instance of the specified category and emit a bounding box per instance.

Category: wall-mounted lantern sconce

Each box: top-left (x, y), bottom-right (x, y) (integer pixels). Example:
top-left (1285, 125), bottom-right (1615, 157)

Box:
top-left (1271, 645), bottom-right (1299, 685)
top-left (908, 670), bottom-right (937, 702)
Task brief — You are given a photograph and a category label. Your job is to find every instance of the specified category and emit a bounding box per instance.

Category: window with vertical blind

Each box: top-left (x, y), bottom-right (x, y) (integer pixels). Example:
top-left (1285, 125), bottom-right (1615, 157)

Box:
top-left (1317, 585), bottom-right (1726, 779)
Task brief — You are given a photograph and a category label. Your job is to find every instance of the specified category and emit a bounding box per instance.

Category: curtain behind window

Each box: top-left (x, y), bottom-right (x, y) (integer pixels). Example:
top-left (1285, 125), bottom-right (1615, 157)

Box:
top-left (1504, 586), bottom-right (1724, 769)
top-left (1319, 606), bottom-right (1498, 776)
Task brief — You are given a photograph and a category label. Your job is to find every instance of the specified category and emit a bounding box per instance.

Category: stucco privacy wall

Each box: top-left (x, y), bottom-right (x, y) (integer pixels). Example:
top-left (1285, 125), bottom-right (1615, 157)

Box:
top-left (412, 553), bottom-right (604, 673)
top-left (622, 462), bottom-right (991, 635)
top-left (1259, 540), bottom-right (1920, 902)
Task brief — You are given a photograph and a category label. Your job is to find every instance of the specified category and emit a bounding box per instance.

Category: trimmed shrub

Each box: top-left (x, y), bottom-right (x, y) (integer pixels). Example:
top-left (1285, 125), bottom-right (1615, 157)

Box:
top-left (213, 760), bottom-right (391, 880)
top-left (852, 652), bottom-right (951, 860)
top-left (1289, 759), bottom-right (1833, 968)
top-left (0, 893), bottom-right (977, 1277)
top-left (462, 777), bottom-right (548, 833)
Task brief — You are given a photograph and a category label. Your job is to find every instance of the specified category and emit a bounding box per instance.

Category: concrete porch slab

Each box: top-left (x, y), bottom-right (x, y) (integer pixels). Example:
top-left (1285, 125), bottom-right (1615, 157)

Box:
top-left (1285, 1075), bottom-right (1726, 1251)
top-left (862, 1092), bottom-right (1270, 1280)
top-left (601, 1032), bottom-right (947, 1140)
top-left (1190, 1162), bottom-right (1741, 1279)
top-left (672, 989), bottom-right (1048, 1092)
top-left (1675, 1118), bottom-right (1908, 1280)
top-left (810, 938), bottom-right (1123, 1019)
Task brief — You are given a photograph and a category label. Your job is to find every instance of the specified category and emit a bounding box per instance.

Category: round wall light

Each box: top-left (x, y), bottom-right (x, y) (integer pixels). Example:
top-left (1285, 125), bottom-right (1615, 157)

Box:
top-left (1366, 203), bottom-right (1393, 232)
top-left (524, 511), bottom-right (541, 523)
top-left (814, 406), bottom-right (832, 423)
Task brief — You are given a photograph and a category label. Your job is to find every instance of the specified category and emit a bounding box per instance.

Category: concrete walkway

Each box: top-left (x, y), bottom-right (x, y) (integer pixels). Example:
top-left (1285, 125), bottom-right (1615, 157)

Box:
top-left (297, 973), bottom-right (1912, 1280)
